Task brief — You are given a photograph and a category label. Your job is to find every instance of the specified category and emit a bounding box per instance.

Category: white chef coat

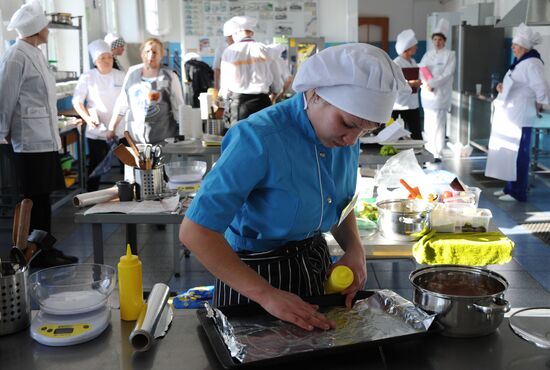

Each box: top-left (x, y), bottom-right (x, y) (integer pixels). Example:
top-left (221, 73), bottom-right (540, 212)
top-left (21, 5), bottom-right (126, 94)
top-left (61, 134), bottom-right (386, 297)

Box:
top-left (72, 68), bottom-right (126, 140)
top-left (393, 55), bottom-right (419, 110)
top-left (419, 48), bottom-right (455, 111)
top-left (0, 39), bottom-right (61, 153)
top-left (485, 57), bottom-right (550, 181)
top-left (219, 38), bottom-right (282, 99)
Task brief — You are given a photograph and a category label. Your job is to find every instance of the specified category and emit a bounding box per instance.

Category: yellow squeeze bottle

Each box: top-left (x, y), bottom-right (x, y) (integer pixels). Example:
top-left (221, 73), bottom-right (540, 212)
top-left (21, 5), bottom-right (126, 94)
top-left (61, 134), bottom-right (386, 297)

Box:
top-left (325, 265), bottom-right (354, 294)
top-left (118, 244), bottom-right (144, 321)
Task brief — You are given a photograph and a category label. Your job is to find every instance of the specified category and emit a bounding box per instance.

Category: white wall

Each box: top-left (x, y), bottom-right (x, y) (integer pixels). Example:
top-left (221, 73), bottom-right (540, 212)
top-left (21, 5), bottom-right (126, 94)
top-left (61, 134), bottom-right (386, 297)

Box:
top-left (358, 0), bottom-right (445, 41)
top-left (319, 0), bottom-right (358, 42)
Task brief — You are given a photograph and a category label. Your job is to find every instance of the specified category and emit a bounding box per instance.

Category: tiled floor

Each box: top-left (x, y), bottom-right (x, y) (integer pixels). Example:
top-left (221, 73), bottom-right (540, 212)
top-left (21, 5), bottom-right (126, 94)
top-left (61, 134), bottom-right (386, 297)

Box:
top-left (2, 148), bottom-right (550, 307)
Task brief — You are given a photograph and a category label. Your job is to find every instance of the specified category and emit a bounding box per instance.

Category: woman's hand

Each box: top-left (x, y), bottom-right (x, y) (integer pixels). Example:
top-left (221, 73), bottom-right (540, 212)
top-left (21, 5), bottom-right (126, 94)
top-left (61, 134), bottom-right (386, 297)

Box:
top-left (106, 130), bottom-right (117, 140)
top-left (257, 287), bottom-right (336, 331)
top-left (409, 79), bottom-right (422, 89)
top-left (496, 83), bottom-right (503, 93)
top-left (333, 248), bottom-right (367, 309)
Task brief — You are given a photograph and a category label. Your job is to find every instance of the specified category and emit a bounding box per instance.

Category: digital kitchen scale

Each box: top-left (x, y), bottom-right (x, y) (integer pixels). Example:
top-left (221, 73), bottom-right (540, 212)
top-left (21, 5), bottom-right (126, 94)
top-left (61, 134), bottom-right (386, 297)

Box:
top-left (30, 305), bottom-right (111, 346)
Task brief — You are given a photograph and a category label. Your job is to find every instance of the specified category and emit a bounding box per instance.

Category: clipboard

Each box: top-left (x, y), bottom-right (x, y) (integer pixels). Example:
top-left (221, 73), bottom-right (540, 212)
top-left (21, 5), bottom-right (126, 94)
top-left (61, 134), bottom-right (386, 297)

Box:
top-left (402, 67), bottom-right (419, 93)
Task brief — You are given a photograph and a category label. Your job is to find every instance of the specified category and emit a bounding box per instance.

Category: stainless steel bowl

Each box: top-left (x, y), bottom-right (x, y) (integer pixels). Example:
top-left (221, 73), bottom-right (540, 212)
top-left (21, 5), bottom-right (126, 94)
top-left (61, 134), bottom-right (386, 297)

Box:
top-left (410, 265), bottom-right (510, 337)
top-left (376, 199), bottom-right (434, 241)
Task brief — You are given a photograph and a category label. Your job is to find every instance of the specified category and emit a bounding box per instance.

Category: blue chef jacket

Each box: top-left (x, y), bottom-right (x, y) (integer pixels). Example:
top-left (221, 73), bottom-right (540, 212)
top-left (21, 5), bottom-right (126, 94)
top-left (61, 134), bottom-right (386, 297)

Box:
top-left (185, 93), bottom-right (359, 252)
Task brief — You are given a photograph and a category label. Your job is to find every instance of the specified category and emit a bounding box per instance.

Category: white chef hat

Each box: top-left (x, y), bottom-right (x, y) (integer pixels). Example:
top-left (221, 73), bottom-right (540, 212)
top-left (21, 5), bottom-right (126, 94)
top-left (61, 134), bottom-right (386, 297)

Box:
top-left (7, 0), bottom-right (49, 38)
top-left (104, 33), bottom-right (125, 49)
top-left (433, 18), bottom-right (450, 39)
top-left (395, 29), bottom-right (417, 55)
top-left (293, 43), bottom-right (411, 123)
top-left (183, 52), bottom-right (202, 63)
top-left (88, 40), bottom-right (112, 63)
top-left (512, 23), bottom-right (542, 50)
top-left (231, 16), bottom-right (257, 33)
top-left (223, 19), bottom-right (239, 37)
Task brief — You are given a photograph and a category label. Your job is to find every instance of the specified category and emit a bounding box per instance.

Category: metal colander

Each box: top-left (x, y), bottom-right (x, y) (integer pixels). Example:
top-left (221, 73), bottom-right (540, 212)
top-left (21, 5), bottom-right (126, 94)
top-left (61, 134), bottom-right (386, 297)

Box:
top-left (0, 262), bottom-right (31, 336)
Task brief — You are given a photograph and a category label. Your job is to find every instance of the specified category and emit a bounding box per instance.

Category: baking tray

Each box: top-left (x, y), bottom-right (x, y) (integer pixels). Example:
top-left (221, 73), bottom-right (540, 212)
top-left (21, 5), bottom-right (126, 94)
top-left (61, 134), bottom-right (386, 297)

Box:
top-left (196, 290), bottom-right (442, 369)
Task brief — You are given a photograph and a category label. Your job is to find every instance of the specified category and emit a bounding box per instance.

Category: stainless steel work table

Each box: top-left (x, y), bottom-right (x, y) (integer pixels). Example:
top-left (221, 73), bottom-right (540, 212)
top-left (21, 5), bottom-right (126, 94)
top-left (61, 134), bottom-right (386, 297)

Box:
top-left (1, 309), bottom-right (549, 370)
top-left (74, 212), bottom-right (185, 276)
top-left (359, 144), bottom-right (435, 167)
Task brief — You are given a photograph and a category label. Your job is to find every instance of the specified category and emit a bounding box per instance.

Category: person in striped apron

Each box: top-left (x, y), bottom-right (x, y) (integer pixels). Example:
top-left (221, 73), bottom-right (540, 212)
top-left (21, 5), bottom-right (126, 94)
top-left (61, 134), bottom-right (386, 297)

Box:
top-left (180, 43), bottom-right (410, 331)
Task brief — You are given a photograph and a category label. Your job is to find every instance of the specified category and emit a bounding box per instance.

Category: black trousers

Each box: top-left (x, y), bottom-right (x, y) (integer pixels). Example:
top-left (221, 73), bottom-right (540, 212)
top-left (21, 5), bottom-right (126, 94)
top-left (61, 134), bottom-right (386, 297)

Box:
top-left (225, 92), bottom-right (271, 125)
top-left (392, 108), bottom-right (423, 140)
top-left (214, 234), bottom-right (331, 306)
top-left (86, 138), bottom-right (110, 192)
top-left (13, 151), bottom-right (64, 233)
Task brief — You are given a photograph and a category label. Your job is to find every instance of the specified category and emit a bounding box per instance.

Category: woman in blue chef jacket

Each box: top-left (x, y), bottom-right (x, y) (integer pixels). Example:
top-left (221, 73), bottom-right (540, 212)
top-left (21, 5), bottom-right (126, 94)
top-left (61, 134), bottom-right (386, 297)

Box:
top-left (180, 44), bottom-right (410, 331)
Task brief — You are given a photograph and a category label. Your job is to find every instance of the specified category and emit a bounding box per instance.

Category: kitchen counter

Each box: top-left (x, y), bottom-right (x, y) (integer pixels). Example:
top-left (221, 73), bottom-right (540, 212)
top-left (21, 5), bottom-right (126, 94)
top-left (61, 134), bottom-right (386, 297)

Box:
top-left (1, 308), bottom-right (549, 370)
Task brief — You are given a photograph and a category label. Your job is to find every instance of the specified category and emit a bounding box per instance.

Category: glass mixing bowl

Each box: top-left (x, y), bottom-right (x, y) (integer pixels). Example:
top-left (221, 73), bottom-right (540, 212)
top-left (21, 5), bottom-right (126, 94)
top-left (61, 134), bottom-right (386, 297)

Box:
top-left (165, 160), bottom-right (207, 184)
top-left (29, 263), bottom-right (116, 315)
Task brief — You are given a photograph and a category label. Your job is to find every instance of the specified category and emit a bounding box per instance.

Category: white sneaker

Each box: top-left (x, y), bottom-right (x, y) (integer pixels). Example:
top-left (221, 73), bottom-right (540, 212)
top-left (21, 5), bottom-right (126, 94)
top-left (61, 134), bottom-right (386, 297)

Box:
top-left (493, 190), bottom-right (505, 197)
top-left (499, 194), bottom-right (516, 202)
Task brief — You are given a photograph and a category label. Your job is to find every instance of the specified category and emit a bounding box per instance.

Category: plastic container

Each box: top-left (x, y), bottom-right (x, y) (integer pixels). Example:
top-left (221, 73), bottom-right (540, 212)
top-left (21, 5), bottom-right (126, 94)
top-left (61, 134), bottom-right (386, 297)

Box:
top-left (455, 208), bottom-right (493, 232)
top-left (325, 266), bottom-right (354, 294)
top-left (118, 245), bottom-right (143, 321)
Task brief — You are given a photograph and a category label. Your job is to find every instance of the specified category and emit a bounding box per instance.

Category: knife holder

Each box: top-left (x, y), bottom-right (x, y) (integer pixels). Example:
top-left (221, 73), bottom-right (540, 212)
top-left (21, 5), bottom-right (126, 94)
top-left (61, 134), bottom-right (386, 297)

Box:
top-left (134, 166), bottom-right (165, 200)
top-left (0, 262), bottom-right (31, 336)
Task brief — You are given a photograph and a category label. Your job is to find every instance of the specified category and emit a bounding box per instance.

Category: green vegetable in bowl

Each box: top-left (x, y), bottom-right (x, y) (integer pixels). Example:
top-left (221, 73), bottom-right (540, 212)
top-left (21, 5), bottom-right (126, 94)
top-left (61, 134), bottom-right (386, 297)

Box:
top-left (380, 145), bottom-right (399, 156)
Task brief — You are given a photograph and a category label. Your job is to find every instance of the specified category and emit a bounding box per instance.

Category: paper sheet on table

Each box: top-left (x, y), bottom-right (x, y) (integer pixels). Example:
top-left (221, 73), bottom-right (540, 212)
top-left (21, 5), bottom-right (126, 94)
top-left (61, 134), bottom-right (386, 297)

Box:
top-left (359, 121), bottom-right (410, 144)
top-left (83, 194), bottom-right (180, 215)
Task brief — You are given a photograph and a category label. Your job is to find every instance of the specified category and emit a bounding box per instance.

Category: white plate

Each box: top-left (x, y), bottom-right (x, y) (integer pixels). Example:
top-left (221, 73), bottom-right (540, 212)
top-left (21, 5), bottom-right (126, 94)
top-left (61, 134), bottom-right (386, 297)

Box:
top-left (380, 140), bottom-right (426, 149)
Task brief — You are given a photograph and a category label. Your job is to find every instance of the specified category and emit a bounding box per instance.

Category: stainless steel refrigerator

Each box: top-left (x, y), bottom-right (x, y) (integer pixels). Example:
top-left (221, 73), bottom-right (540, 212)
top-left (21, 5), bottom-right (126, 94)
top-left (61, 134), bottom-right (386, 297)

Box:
top-left (449, 24), bottom-right (507, 147)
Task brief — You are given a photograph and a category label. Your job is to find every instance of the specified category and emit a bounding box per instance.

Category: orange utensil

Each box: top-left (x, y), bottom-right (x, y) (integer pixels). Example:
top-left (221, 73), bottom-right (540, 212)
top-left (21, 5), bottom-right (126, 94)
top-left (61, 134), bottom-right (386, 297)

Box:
top-left (399, 179), bottom-right (422, 199)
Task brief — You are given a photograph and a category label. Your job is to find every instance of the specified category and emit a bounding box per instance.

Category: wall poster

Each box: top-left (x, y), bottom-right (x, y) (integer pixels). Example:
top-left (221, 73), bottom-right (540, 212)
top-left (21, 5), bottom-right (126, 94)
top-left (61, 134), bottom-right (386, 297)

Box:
top-left (182, 0), bottom-right (318, 55)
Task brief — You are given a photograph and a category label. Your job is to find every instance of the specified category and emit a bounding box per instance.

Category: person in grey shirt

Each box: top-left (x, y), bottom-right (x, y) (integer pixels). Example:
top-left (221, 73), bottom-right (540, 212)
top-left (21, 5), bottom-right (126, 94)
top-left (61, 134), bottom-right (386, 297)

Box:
top-left (108, 38), bottom-right (183, 144)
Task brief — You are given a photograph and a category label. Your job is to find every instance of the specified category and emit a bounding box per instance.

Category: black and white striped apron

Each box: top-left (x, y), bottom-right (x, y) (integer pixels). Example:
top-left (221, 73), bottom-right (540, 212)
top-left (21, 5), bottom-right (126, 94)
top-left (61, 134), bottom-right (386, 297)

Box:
top-left (214, 234), bottom-right (332, 306)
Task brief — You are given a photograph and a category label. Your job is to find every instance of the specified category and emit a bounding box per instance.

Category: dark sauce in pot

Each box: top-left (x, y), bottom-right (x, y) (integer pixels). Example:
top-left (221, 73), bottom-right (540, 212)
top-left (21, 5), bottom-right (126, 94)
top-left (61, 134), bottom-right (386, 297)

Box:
top-left (414, 270), bottom-right (506, 296)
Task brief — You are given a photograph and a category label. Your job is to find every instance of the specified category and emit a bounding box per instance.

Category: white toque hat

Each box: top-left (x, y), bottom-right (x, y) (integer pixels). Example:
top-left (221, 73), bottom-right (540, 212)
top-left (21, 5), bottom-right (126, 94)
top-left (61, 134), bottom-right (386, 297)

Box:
top-left (88, 40), bottom-right (112, 63)
top-left (512, 23), bottom-right (542, 50)
top-left (293, 43), bottom-right (411, 123)
top-left (183, 52), bottom-right (202, 63)
top-left (7, 0), bottom-right (49, 38)
top-left (395, 29), bottom-right (417, 55)
top-left (104, 33), bottom-right (125, 49)
top-left (433, 18), bottom-right (450, 38)
top-left (230, 16), bottom-right (257, 43)
top-left (223, 19), bottom-right (239, 37)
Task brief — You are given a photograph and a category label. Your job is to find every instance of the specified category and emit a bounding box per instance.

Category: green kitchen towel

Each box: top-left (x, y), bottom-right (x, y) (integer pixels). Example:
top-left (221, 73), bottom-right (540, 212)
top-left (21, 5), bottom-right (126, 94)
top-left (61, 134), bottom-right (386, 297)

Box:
top-left (413, 230), bottom-right (514, 266)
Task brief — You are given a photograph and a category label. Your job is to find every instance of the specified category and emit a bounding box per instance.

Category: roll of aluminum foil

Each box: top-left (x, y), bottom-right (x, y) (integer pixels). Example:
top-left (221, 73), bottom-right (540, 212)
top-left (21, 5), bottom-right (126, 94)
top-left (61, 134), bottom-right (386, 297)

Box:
top-left (129, 283), bottom-right (173, 352)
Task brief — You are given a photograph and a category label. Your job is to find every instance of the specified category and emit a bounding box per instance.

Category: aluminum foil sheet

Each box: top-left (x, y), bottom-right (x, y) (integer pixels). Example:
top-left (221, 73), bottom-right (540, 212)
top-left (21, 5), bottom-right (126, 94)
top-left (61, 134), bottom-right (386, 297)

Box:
top-left (206, 290), bottom-right (435, 363)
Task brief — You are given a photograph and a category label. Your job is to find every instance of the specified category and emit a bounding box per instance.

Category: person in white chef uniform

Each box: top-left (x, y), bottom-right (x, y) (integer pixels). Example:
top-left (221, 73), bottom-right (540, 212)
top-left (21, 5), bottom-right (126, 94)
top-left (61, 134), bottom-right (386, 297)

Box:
top-left (485, 23), bottom-right (550, 202)
top-left (72, 40), bottom-right (125, 192)
top-left (0, 0), bottom-right (77, 266)
top-left (419, 19), bottom-right (456, 162)
top-left (392, 29), bottom-right (422, 140)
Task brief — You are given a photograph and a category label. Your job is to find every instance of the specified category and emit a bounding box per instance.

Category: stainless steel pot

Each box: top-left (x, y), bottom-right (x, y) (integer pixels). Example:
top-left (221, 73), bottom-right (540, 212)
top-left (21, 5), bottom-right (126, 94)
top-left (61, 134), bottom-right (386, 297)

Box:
top-left (376, 199), bottom-right (434, 241)
top-left (409, 265), bottom-right (510, 337)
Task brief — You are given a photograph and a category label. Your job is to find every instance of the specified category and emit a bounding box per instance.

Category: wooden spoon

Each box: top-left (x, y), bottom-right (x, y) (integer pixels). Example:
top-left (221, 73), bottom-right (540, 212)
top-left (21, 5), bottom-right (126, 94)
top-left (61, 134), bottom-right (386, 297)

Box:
top-left (114, 144), bottom-right (139, 167)
top-left (124, 131), bottom-right (141, 158)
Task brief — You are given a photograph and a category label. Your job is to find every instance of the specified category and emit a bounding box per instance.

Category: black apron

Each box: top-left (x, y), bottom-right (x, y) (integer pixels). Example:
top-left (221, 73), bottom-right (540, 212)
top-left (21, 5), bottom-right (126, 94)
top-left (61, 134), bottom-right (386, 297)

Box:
top-left (214, 234), bottom-right (331, 306)
top-left (224, 92), bottom-right (271, 126)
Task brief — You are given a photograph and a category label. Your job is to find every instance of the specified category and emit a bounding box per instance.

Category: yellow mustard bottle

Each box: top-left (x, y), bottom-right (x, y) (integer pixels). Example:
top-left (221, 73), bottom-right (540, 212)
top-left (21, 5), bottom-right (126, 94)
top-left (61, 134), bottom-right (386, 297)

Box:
top-left (325, 265), bottom-right (354, 294)
top-left (118, 244), bottom-right (143, 321)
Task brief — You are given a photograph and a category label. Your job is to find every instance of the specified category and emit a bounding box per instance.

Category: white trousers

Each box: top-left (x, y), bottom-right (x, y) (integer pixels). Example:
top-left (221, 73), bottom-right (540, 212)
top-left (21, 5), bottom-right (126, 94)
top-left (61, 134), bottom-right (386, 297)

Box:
top-left (423, 108), bottom-right (447, 159)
